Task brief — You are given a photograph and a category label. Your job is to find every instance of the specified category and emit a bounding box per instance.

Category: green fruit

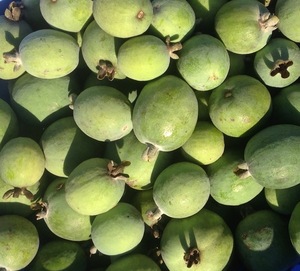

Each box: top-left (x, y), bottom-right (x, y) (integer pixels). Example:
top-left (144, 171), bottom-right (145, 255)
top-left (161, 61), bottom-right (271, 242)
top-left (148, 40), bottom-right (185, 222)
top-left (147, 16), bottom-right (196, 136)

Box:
top-left (160, 208), bottom-right (234, 271)
top-left (206, 148), bottom-right (263, 206)
top-left (81, 20), bottom-right (126, 80)
top-left (73, 86), bottom-right (133, 142)
top-left (176, 34), bottom-right (230, 91)
top-left (17, 29), bottom-right (80, 79)
top-left (0, 215), bottom-right (39, 271)
top-left (29, 239), bottom-right (87, 271)
top-left (91, 202), bottom-right (145, 256)
top-left (132, 75), bottom-right (198, 159)
top-left (0, 137), bottom-right (45, 188)
top-left (106, 253), bottom-right (161, 271)
top-left (254, 38), bottom-right (300, 88)
top-left (0, 15), bottom-right (32, 79)
top-left (65, 158), bottom-right (127, 216)
top-left (235, 209), bottom-right (299, 271)
top-left (264, 184), bottom-right (300, 215)
top-left (92, 0), bottom-right (153, 38)
top-left (40, 0), bottom-right (93, 32)
top-left (151, 162), bottom-right (210, 219)
top-left (10, 73), bottom-right (77, 127)
top-left (41, 178), bottom-right (92, 241)
top-left (117, 35), bottom-right (171, 81)
top-left (289, 201), bottom-right (300, 254)
top-left (275, 0), bottom-right (300, 42)
top-left (236, 124), bottom-right (300, 189)
top-left (208, 75), bottom-right (272, 137)
top-left (215, 0), bottom-right (279, 54)
top-left (104, 131), bottom-right (173, 190)
top-left (41, 116), bottom-right (104, 177)
top-left (181, 121), bottom-right (225, 165)
top-left (150, 0), bottom-right (195, 42)
top-left (0, 99), bottom-right (19, 151)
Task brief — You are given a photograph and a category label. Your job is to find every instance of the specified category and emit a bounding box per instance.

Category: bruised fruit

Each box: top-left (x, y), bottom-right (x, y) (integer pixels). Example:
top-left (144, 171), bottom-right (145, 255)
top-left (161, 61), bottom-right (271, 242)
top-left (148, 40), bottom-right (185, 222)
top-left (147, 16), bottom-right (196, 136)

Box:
top-left (254, 38), bottom-right (300, 88)
top-left (208, 75), bottom-right (272, 137)
top-left (289, 202), bottom-right (300, 254)
top-left (0, 215), bottom-right (39, 271)
top-left (92, 0), bottom-right (153, 38)
top-left (65, 158), bottom-right (127, 216)
top-left (132, 75), bottom-right (198, 160)
top-left (40, 0), bottom-right (93, 32)
top-left (91, 202), bottom-right (145, 256)
top-left (160, 208), bottom-right (233, 271)
top-left (176, 33), bottom-right (230, 91)
top-left (0, 137), bottom-right (45, 188)
top-left (4, 29), bottom-right (80, 79)
top-left (29, 239), bottom-right (87, 271)
top-left (72, 86), bottom-right (133, 142)
top-left (215, 0), bottom-right (279, 54)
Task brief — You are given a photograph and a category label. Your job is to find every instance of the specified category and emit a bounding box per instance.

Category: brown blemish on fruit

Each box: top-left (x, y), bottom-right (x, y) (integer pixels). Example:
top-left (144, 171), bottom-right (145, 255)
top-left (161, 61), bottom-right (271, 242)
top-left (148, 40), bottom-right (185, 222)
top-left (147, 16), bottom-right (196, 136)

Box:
top-left (137, 10), bottom-right (145, 20)
top-left (224, 90), bottom-right (232, 98)
top-left (270, 59), bottom-right (293, 79)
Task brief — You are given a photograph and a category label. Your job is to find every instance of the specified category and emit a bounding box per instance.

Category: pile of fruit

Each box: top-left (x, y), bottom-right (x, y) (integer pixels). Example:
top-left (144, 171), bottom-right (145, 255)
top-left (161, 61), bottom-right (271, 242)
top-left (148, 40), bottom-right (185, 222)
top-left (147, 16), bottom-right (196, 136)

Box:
top-left (1, 0), bottom-right (300, 270)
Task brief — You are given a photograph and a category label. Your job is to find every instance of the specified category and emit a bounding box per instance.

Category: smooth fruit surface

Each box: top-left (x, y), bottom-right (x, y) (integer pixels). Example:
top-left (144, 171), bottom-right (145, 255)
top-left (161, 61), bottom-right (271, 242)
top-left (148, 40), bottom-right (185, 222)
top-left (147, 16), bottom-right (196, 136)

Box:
top-left (289, 202), bottom-right (300, 254)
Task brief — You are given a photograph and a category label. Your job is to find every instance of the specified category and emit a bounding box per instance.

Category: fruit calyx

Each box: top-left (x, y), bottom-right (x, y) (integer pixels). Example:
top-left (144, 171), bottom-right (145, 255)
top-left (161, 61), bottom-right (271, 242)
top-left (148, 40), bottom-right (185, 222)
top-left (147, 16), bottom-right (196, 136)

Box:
top-left (2, 187), bottom-right (34, 201)
top-left (166, 35), bottom-right (182, 59)
top-left (142, 143), bottom-right (160, 162)
top-left (234, 162), bottom-right (252, 179)
top-left (96, 59), bottom-right (116, 81)
top-left (259, 12), bottom-right (279, 32)
top-left (107, 160), bottom-right (131, 180)
top-left (4, 1), bottom-right (23, 21)
top-left (183, 247), bottom-right (201, 268)
top-left (3, 49), bottom-right (22, 72)
top-left (31, 201), bottom-right (48, 220)
top-left (270, 59), bottom-right (294, 78)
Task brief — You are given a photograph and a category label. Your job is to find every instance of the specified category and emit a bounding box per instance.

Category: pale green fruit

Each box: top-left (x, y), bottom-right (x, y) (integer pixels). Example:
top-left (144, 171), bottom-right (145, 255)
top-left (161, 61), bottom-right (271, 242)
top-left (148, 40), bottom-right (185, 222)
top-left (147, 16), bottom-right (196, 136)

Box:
top-left (117, 35), bottom-right (170, 81)
top-left (0, 137), bottom-right (45, 188)
top-left (40, 0), bottom-right (93, 32)
top-left (181, 121), bottom-right (225, 165)
top-left (0, 215), bottom-right (39, 271)
top-left (93, 0), bottom-right (153, 38)
top-left (215, 0), bottom-right (279, 54)
top-left (91, 202), bottom-right (145, 256)
top-left (73, 85), bottom-right (133, 142)
top-left (18, 29), bottom-right (80, 79)
top-left (176, 34), bottom-right (230, 91)
top-left (150, 0), bottom-right (195, 42)
top-left (289, 202), bottom-right (300, 254)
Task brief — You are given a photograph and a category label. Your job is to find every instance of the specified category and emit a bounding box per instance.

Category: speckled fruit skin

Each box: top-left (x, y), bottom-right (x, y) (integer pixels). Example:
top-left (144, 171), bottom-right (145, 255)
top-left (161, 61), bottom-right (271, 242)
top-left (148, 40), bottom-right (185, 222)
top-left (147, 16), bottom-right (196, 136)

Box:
top-left (160, 208), bottom-right (234, 271)
top-left (91, 202), bottom-right (145, 256)
top-left (0, 215), bottom-right (39, 271)
top-left (0, 137), bottom-right (45, 187)
top-left (208, 75), bottom-right (272, 137)
top-left (117, 35), bottom-right (170, 81)
top-left (244, 124), bottom-right (300, 189)
top-left (289, 202), bottom-right (300, 254)
top-left (40, 0), bottom-right (92, 32)
top-left (132, 75), bottom-right (198, 152)
top-left (19, 29), bottom-right (80, 79)
top-left (73, 85), bottom-right (133, 142)
top-left (176, 34), bottom-right (230, 91)
top-left (93, 0), bottom-right (153, 38)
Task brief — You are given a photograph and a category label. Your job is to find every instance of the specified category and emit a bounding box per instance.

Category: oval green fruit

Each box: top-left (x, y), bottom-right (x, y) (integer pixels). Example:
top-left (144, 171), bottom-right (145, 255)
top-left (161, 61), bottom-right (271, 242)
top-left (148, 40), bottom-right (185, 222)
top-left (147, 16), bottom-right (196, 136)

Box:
top-left (289, 202), bottom-right (300, 254)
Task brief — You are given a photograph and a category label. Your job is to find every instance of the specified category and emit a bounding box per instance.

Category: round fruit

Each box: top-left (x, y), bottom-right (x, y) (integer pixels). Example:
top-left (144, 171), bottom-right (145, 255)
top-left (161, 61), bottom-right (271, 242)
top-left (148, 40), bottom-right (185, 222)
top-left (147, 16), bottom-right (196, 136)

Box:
top-left (289, 202), bottom-right (300, 254)
top-left (91, 202), bottom-right (145, 256)
top-left (0, 215), bottom-right (39, 271)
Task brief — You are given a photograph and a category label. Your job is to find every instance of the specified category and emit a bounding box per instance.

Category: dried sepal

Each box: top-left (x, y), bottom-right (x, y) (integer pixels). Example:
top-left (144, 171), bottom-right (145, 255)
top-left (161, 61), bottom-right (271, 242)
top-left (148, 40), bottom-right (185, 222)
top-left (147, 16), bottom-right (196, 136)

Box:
top-left (96, 59), bottom-right (116, 81)
top-left (166, 35), bottom-right (182, 60)
top-left (270, 59), bottom-right (293, 78)
top-left (107, 160), bottom-right (131, 180)
top-left (183, 247), bottom-right (201, 268)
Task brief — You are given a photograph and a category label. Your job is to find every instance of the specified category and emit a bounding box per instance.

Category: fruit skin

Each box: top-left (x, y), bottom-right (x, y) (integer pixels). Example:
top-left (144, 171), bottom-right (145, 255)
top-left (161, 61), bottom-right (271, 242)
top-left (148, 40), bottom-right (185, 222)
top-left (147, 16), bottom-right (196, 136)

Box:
top-left (254, 38), bottom-right (300, 88)
top-left (176, 33), bottom-right (230, 91)
top-left (91, 202), bottom-right (145, 256)
top-left (93, 0), bottom-right (153, 38)
top-left (0, 215), bottom-right (39, 271)
top-left (215, 0), bottom-right (278, 54)
top-left (289, 202), bottom-right (300, 254)
top-left (152, 161), bottom-right (210, 219)
top-left (235, 209), bottom-right (299, 271)
top-left (40, 0), bottom-right (93, 32)
top-left (132, 75), bottom-right (198, 154)
top-left (0, 136), bottom-right (45, 188)
top-left (208, 75), bottom-right (272, 137)
top-left (244, 124), bottom-right (300, 189)
top-left (117, 35), bottom-right (170, 81)
top-left (73, 85), bottom-right (133, 142)
top-left (19, 29), bottom-right (80, 79)
top-left (160, 208), bottom-right (234, 271)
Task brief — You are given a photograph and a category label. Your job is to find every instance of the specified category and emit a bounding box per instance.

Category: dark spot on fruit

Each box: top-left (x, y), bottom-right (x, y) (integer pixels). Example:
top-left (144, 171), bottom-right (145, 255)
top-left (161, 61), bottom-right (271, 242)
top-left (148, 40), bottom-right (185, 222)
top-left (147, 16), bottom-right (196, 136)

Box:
top-left (270, 59), bottom-right (293, 79)
top-left (224, 90), bottom-right (232, 98)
